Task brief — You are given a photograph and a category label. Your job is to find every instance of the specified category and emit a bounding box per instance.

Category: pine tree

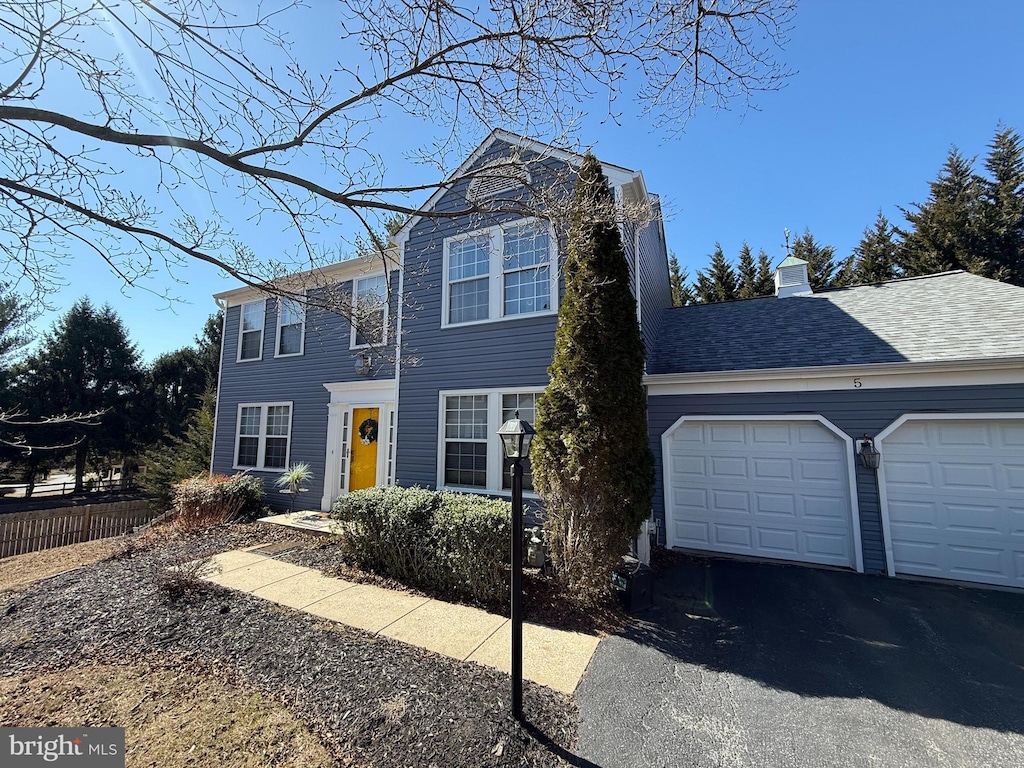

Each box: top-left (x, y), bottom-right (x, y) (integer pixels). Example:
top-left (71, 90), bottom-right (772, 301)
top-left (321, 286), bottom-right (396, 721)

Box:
top-left (695, 244), bottom-right (739, 303)
top-left (850, 212), bottom-right (900, 284)
top-left (531, 153), bottom-right (654, 604)
top-left (898, 147), bottom-right (984, 277)
top-left (668, 253), bottom-right (685, 307)
top-left (737, 243), bottom-right (758, 298)
top-left (980, 125), bottom-right (1024, 285)
top-left (753, 250), bottom-right (775, 296)
top-left (140, 391), bottom-right (216, 510)
top-left (21, 299), bottom-right (149, 492)
top-left (791, 229), bottom-right (838, 290)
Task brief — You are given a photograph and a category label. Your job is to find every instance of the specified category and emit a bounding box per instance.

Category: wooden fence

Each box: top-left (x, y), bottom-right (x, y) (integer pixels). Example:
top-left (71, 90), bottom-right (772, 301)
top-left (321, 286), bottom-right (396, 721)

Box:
top-left (0, 500), bottom-right (160, 559)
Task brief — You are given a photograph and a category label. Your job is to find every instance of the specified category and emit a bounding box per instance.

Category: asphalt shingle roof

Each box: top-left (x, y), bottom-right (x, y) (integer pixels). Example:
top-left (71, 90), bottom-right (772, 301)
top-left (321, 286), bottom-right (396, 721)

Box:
top-left (647, 271), bottom-right (1024, 375)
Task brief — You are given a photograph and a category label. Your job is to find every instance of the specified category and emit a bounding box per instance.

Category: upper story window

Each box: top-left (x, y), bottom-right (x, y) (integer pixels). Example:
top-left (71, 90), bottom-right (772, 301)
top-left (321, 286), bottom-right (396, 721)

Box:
top-left (351, 274), bottom-right (388, 348)
top-left (238, 300), bottom-right (265, 361)
top-left (276, 299), bottom-right (305, 357)
top-left (442, 219), bottom-right (555, 328)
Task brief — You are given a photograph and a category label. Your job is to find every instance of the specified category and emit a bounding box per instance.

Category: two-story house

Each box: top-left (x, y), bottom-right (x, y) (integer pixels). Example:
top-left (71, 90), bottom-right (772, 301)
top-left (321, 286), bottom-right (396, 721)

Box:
top-left (212, 130), bottom-right (1024, 592)
top-left (210, 130), bottom-right (672, 513)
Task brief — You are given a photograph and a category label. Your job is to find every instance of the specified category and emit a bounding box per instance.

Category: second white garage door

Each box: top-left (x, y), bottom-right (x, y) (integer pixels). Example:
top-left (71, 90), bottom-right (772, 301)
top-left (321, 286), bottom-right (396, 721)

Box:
top-left (879, 416), bottom-right (1024, 588)
top-left (663, 417), bottom-right (859, 569)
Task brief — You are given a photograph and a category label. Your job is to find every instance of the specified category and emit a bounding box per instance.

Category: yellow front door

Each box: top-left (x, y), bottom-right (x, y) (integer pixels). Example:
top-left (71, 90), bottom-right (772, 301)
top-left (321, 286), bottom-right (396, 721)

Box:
top-left (348, 407), bottom-right (380, 491)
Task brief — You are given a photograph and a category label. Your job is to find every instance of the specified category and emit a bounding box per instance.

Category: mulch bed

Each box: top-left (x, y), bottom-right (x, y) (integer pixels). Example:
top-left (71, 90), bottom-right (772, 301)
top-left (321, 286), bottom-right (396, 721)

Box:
top-left (0, 524), bottom-right (580, 767)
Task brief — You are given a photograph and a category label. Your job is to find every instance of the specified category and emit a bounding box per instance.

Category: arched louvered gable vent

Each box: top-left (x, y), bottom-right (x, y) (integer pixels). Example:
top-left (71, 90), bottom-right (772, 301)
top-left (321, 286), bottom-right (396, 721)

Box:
top-left (466, 163), bottom-right (532, 202)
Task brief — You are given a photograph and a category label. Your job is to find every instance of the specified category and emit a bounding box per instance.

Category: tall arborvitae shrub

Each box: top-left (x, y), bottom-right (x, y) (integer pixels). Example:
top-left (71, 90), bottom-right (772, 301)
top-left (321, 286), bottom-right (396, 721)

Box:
top-left (531, 153), bottom-right (655, 604)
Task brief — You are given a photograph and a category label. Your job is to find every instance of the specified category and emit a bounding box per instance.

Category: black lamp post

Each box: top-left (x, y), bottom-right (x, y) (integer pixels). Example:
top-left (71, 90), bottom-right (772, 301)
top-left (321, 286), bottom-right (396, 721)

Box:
top-left (496, 409), bottom-right (535, 722)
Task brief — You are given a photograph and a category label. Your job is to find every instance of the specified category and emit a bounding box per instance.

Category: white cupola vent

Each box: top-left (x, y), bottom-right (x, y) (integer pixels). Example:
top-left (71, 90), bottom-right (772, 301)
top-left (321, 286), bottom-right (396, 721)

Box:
top-left (774, 256), bottom-right (812, 298)
top-left (467, 163), bottom-right (531, 202)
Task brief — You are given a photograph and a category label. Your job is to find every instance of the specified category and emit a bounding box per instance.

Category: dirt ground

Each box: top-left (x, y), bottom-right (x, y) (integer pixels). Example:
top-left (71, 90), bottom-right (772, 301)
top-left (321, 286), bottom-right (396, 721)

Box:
top-left (0, 537), bottom-right (130, 593)
top-left (0, 658), bottom-right (336, 768)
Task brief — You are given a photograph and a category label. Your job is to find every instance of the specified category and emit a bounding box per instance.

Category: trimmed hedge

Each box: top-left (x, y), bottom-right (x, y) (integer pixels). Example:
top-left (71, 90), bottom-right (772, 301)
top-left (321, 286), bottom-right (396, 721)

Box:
top-left (331, 486), bottom-right (511, 606)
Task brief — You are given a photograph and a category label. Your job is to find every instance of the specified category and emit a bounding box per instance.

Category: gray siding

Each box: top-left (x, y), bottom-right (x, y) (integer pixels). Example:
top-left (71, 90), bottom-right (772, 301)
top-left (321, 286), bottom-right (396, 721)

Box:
top-left (395, 139), bottom-right (566, 487)
top-left (647, 384), bottom-right (1024, 574)
top-left (213, 273), bottom-right (398, 511)
top-left (637, 195), bottom-right (672, 360)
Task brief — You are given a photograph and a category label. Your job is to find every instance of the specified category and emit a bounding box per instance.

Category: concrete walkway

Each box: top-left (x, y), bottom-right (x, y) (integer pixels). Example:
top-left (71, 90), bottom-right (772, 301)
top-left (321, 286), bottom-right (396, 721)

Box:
top-left (201, 548), bottom-right (600, 695)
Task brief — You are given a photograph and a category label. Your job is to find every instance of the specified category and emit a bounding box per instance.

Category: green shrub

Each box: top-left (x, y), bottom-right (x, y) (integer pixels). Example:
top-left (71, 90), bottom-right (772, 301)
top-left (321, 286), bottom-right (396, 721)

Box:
top-left (432, 492), bottom-right (512, 604)
top-left (171, 472), bottom-right (266, 530)
top-left (331, 486), bottom-right (512, 606)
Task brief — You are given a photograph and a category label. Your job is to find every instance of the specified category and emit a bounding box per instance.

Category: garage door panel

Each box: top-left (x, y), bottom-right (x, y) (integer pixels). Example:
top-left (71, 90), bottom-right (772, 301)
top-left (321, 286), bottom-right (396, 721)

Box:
top-left (805, 532), bottom-right (852, 562)
top-left (666, 419), bottom-right (856, 569)
top-left (883, 417), bottom-right (1024, 588)
top-left (713, 524), bottom-right (753, 549)
top-left (752, 457), bottom-right (793, 480)
top-left (710, 455), bottom-right (748, 479)
top-left (885, 461), bottom-right (933, 487)
top-left (939, 463), bottom-right (998, 489)
top-left (755, 493), bottom-right (796, 516)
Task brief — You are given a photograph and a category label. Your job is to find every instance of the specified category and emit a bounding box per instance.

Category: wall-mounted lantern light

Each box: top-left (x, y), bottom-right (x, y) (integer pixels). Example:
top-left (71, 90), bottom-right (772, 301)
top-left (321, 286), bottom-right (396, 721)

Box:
top-left (354, 351), bottom-right (372, 376)
top-left (858, 434), bottom-right (881, 470)
top-left (496, 410), bottom-right (535, 722)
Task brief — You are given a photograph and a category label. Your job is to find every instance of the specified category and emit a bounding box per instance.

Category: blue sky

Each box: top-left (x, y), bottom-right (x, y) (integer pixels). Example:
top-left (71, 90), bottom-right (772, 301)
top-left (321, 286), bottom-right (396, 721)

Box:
top-left (34, 1), bottom-right (1024, 362)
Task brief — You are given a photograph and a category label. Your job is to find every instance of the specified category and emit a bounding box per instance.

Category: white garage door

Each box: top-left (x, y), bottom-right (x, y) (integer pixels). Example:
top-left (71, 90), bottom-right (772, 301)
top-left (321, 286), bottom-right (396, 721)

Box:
top-left (881, 417), bottom-right (1024, 588)
top-left (664, 418), bottom-right (857, 569)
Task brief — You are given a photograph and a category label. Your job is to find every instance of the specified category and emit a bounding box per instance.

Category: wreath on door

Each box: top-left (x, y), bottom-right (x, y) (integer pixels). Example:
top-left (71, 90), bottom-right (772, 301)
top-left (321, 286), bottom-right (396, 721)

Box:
top-left (358, 417), bottom-right (378, 445)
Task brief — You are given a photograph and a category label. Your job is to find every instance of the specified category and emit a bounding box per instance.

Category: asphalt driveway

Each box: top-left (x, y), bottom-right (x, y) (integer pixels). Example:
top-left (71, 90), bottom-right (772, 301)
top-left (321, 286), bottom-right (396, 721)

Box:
top-left (576, 557), bottom-right (1024, 768)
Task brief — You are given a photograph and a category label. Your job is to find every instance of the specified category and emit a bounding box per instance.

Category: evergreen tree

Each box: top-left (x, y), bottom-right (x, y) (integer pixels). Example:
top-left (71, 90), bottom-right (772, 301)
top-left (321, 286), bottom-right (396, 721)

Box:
top-left (195, 311), bottom-right (224, 390)
top-left (791, 229), bottom-right (838, 290)
top-left (139, 391), bottom-right (216, 510)
top-left (980, 126), bottom-right (1024, 285)
top-left (668, 253), bottom-right (685, 307)
top-left (898, 147), bottom-right (984, 277)
top-left (737, 243), bottom-right (758, 298)
top-left (20, 299), bottom-right (149, 492)
top-left (695, 244), bottom-right (739, 303)
top-left (753, 249), bottom-right (775, 296)
top-left (531, 153), bottom-right (654, 604)
top-left (850, 212), bottom-right (900, 284)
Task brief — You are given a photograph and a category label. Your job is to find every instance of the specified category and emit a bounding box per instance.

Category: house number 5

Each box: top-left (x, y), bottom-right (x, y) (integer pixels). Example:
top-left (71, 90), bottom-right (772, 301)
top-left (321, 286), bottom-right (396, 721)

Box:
top-left (853, 378), bottom-right (862, 388)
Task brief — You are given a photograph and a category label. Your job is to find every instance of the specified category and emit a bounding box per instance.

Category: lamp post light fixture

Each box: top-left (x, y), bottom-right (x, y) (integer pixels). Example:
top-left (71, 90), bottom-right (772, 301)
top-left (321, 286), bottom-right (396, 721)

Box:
top-left (858, 434), bottom-right (881, 470)
top-left (496, 409), bottom-right (535, 722)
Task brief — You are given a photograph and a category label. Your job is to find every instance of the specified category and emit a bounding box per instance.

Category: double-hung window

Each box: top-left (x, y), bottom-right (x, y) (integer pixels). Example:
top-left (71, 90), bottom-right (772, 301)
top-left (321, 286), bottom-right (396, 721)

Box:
top-left (351, 274), bottom-right (388, 348)
top-left (276, 299), bottom-right (304, 356)
top-left (443, 220), bottom-right (554, 327)
top-left (440, 390), bottom-right (542, 493)
top-left (235, 403), bottom-right (292, 470)
top-left (238, 300), bottom-right (265, 361)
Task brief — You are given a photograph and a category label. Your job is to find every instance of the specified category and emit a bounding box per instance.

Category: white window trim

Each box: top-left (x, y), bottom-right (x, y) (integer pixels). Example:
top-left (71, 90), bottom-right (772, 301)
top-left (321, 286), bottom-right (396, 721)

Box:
top-left (274, 298), bottom-right (305, 358)
top-left (350, 272), bottom-right (390, 350)
top-left (441, 218), bottom-right (558, 329)
top-left (233, 401), bottom-right (293, 471)
top-left (437, 387), bottom-right (543, 498)
top-left (236, 299), bottom-right (266, 362)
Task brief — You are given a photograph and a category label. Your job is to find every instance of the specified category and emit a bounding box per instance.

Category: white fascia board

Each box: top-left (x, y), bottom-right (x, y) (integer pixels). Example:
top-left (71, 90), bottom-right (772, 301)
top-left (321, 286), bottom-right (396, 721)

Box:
top-left (390, 128), bottom-right (638, 245)
top-left (644, 357), bottom-right (1024, 396)
top-left (213, 250), bottom-right (400, 307)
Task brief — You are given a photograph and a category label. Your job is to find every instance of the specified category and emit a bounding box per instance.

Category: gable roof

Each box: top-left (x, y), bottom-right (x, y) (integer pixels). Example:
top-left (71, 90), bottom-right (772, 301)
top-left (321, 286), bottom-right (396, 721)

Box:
top-left (390, 129), bottom-right (648, 246)
top-left (647, 271), bottom-right (1024, 375)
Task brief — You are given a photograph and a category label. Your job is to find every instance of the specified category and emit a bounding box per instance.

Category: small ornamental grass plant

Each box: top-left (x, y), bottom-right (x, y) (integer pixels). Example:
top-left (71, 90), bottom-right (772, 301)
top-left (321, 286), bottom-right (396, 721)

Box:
top-left (331, 486), bottom-right (511, 607)
top-left (170, 473), bottom-right (266, 532)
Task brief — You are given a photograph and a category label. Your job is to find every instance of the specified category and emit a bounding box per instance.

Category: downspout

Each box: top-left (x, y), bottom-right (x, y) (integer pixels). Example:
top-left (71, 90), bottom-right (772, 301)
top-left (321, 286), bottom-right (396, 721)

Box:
top-left (390, 244), bottom-right (405, 486)
top-left (210, 297), bottom-right (228, 474)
